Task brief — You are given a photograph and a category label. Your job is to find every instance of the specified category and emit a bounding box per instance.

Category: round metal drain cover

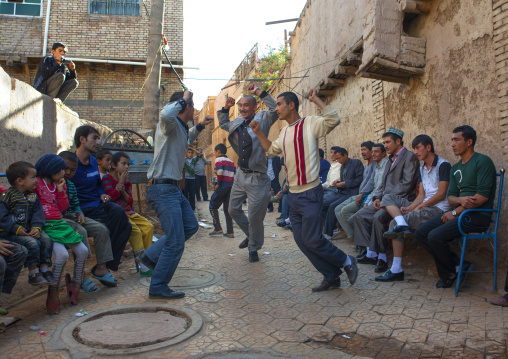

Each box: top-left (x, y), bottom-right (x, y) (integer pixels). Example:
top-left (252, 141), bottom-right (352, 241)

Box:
top-left (140, 268), bottom-right (222, 289)
top-left (189, 349), bottom-right (304, 359)
top-left (60, 304), bottom-right (203, 355)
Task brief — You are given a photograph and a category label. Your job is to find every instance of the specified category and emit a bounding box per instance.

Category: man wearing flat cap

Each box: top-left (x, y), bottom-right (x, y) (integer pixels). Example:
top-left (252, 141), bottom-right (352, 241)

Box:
top-left (352, 127), bottom-right (419, 273)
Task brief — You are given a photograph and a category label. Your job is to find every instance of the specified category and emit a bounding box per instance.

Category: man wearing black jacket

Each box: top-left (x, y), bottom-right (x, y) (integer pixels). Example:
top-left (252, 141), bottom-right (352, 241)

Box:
top-left (33, 42), bottom-right (78, 102)
top-left (322, 147), bottom-right (364, 239)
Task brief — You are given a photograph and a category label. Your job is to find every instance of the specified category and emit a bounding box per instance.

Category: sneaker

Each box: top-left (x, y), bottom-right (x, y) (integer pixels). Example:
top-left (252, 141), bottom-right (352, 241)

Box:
top-left (41, 271), bottom-right (57, 285)
top-left (28, 273), bottom-right (48, 285)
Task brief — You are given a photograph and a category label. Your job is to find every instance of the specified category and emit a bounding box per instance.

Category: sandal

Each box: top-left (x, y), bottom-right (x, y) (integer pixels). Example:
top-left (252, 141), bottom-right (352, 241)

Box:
top-left (91, 265), bottom-right (118, 287)
top-left (46, 286), bottom-right (60, 315)
top-left (65, 274), bottom-right (79, 305)
top-left (81, 279), bottom-right (100, 293)
top-left (223, 233), bottom-right (235, 238)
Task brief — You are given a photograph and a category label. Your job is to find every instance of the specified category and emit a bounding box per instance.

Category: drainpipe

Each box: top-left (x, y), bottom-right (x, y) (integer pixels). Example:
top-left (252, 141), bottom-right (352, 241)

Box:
top-left (42, 0), bottom-right (52, 56)
top-left (65, 57), bottom-right (198, 70)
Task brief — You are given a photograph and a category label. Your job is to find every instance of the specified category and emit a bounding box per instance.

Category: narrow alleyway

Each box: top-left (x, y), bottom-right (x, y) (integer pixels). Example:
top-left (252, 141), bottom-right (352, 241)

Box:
top-left (0, 199), bottom-right (506, 358)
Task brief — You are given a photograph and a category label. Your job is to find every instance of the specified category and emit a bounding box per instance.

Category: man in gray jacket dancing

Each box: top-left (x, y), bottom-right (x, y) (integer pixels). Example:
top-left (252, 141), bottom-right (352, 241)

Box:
top-left (217, 84), bottom-right (278, 262)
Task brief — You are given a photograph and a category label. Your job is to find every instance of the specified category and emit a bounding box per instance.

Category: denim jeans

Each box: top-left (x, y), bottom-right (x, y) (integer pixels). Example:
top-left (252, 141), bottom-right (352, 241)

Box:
top-left (144, 184), bottom-right (199, 294)
top-left (0, 242), bottom-right (28, 295)
top-left (7, 232), bottom-right (52, 267)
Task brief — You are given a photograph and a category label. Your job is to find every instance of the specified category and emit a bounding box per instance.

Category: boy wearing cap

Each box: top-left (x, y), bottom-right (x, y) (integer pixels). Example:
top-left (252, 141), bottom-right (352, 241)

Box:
top-left (353, 127), bottom-right (420, 273)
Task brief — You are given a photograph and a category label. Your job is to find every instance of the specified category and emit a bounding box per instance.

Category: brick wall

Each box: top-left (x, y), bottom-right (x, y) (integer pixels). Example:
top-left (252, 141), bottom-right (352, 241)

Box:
top-left (0, 0), bottom-right (183, 62)
top-left (493, 0), bottom-right (508, 155)
top-left (1, 0), bottom-right (184, 131)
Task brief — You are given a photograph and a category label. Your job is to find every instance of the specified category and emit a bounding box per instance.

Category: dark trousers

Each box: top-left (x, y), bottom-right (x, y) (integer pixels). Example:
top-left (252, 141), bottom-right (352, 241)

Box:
top-left (323, 191), bottom-right (352, 236)
top-left (267, 179), bottom-right (282, 211)
top-left (504, 267), bottom-right (508, 300)
top-left (195, 175), bottom-right (208, 201)
top-left (82, 202), bottom-right (132, 271)
top-left (0, 242), bottom-right (28, 295)
top-left (184, 178), bottom-right (197, 210)
top-left (209, 187), bottom-right (233, 234)
top-left (280, 192), bottom-right (289, 219)
top-left (288, 185), bottom-right (348, 282)
top-left (415, 213), bottom-right (491, 281)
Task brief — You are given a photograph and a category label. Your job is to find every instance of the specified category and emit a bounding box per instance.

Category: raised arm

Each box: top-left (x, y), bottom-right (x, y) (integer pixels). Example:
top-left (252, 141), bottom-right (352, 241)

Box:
top-left (217, 97), bottom-right (236, 131)
top-left (189, 114), bottom-right (213, 143)
top-left (307, 89), bottom-right (341, 138)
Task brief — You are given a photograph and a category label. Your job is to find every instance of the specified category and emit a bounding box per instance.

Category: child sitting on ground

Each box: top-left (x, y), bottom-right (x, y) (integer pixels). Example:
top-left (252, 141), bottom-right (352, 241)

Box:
top-left (95, 150), bottom-right (112, 179)
top-left (101, 152), bottom-right (154, 275)
top-left (34, 154), bottom-right (91, 315)
top-left (0, 162), bottom-right (54, 285)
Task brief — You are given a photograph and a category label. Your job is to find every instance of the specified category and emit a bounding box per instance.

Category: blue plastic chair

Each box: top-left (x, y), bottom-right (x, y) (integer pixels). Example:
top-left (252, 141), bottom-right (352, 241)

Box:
top-left (455, 169), bottom-right (505, 296)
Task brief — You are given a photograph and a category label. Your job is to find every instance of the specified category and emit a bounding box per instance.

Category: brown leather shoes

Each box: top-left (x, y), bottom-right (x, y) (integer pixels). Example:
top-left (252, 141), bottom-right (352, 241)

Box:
top-left (374, 259), bottom-right (388, 273)
top-left (488, 296), bottom-right (508, 307)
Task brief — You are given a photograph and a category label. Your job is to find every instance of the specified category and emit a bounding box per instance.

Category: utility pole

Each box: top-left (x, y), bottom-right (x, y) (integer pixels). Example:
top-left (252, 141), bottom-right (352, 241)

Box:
top-left (142, 0), bottom-right (165, 130)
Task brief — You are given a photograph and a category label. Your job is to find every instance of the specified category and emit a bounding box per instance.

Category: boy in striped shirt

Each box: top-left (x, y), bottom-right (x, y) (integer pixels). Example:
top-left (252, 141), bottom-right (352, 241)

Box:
top-left (250, 89), bottom-right (358, 292)
top-left (209, 144), bottom-right (236, 238)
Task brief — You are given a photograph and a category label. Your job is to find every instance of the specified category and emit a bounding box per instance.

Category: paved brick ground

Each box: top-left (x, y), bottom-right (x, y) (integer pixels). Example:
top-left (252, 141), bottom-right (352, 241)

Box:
top-left (0, 199), bottom-right (507, 358)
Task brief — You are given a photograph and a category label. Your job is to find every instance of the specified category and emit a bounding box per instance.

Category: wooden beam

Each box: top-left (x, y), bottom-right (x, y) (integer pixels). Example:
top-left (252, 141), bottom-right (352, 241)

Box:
top-left (334, 64), bottom-right (358, 77)
top-left (317, 89), bottom-right (336, 96)
top-left (400, 0), bottom-right (431, 14)
top-left (324, 78), bottom-right (346, 87)
top-left (24, 64), bottom-right (30, 84)
top-left (357, 71), bottom-right (410, 85)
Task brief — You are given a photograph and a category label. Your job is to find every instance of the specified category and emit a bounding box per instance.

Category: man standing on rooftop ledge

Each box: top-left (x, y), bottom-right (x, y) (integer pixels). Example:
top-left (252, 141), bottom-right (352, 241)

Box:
top-left (33, 42), bottom-right (79, 103)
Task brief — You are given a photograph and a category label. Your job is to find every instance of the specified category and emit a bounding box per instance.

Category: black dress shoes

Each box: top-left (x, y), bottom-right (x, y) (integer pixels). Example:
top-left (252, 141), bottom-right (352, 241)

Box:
top-left (344, 255), bottom-right (359, 285)
top-left (239, 238), bottom-right (249, 249)
top-left (136, 253), bottom-right (156, 271)
top-left (276, 219), bottom-right (286, 227)
top-left (358, 255), bottom-right (377, 265)
top-left (374, 259), bottom-right (388, 273)
top-left (356, 248), bottom-right (367, 259)
top-left (375, 270), bottom-right (404, 282)
top-left (249, 250), bottom-right (259, 262)
top-left (436, 276), bottom-right (456, 288)
top-left (149, 289), bottom-right (185, 300)
top-left (383, 225), bottom-right (412, 239)
top-left (312, 278), bottom-right (341, 292)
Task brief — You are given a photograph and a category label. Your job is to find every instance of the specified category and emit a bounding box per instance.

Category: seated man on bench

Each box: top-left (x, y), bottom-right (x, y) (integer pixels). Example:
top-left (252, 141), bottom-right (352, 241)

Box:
top-left (375, 135), bottom-right (451, 282)
top-left (415, 126), bottom-right (497, 289)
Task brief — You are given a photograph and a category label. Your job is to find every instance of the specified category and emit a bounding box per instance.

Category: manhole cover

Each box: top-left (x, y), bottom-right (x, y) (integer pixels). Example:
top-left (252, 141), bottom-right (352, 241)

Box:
top-left (139, 268), bottom-right (222, 289)
top-left (189, 349), bottom-right (304, 359)
top-left (60, 304), bottom-right (203, 355)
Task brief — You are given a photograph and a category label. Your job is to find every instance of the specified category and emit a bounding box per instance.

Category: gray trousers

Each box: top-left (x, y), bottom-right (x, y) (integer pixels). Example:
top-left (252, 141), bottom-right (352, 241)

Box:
top-left (381, 194), bottom-right (444, 241)
top-left (0, 242), bottom-right (27, 295)
top-left (335, 196), bottom-right (362, 238)
top-left (46, 72), bottom-right (79, 102)
top-left (353, 204), bottom-right (392, 253)
top-left (63, 214), bottom-right (113, 265)
top-left (228, 170), bottom-right (271, 251)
